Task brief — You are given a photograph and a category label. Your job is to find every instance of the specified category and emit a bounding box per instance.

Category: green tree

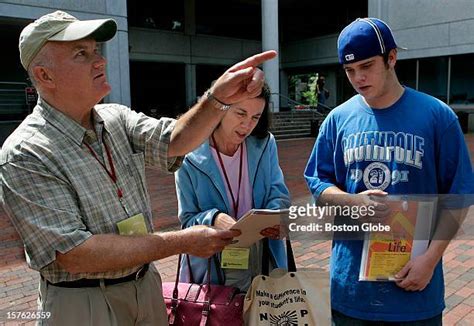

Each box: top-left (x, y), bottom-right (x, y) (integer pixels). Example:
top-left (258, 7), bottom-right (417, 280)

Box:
top-left (301, 75), bottom-right (317, 106)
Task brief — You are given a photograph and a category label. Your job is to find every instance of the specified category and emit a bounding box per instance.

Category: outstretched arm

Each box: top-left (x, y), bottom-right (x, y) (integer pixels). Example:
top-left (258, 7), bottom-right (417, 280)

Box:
top-left (168, 51), bottom-right (277, 157)
top-left (56, 226), bottom-right (239, 274)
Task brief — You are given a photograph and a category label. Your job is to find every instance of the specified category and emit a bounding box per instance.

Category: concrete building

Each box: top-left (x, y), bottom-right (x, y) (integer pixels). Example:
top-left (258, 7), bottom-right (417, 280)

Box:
top-left (1, 0), bottom-right (473, 145)
top-left (0, 0), bottom-right (130, 143)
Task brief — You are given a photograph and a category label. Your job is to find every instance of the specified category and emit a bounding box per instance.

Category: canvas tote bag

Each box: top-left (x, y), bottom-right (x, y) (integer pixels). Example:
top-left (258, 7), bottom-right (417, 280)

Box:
top-left (243, 239), bottom-right (331, 325)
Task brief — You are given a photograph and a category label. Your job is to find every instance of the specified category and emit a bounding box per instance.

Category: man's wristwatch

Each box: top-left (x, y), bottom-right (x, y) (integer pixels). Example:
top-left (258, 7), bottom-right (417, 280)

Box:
top-left (203, 90), bottom-right (232, 111)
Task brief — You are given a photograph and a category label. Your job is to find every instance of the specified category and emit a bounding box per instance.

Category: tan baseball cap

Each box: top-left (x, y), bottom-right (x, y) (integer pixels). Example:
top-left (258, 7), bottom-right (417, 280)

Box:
top-left (19, 10), bottom-right (117, 70)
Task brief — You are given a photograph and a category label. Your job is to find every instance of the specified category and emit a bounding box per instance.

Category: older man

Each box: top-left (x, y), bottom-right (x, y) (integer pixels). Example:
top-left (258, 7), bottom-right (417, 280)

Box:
top-left (1, 11), bottom-right (276, 325)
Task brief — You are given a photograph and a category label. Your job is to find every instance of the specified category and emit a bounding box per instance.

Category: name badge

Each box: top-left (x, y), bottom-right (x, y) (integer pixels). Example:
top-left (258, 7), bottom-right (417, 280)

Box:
top-left (221, 248), bottom-right (250, 269)
top-left (117, 213), bottom-right (148, 235)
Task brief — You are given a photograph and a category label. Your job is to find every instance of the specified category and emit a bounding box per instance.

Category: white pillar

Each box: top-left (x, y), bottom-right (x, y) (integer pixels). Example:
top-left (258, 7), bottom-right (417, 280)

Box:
top-left (185, 0), bottom-right (196, 108)
top-left (262, 0), bottom-right (279, 112)
top-left (103, 0), bottom-right (130, 106)
top-left (185, 64), bottom-right (197, 108)
top-left (104, 30), bottom-right (131, 106)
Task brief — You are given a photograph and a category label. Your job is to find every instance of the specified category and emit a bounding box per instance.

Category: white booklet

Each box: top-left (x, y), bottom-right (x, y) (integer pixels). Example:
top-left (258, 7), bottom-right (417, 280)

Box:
top-left (227, 208), bottom-right (289, 248)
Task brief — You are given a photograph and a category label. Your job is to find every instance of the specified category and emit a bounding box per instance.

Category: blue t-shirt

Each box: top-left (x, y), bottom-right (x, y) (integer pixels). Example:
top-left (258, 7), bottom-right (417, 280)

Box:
top-left (304, 87), bottom-right (473, 321)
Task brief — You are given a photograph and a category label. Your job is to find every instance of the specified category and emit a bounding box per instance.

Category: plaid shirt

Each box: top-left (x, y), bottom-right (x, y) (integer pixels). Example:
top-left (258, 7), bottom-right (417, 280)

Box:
top-left (1, 98), bottom-right (182, 283)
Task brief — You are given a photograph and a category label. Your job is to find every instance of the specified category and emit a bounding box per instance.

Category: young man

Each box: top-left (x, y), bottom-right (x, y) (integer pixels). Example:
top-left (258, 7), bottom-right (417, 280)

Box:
top-left (1, 10), bottom-right (276, 325)
top-left (304, 18), bottom-right (473, 324)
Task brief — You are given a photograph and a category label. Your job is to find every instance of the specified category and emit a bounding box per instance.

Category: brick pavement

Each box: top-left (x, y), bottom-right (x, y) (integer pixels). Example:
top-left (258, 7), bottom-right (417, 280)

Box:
top-left (1, 135), bottom-right (473, 325)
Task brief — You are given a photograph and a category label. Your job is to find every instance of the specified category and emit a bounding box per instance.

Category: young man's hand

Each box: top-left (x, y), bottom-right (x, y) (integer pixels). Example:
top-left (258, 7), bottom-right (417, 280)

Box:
top-left (354, 189), bottom-right (391, 222)
top-left (394, 254), bottom-right (438, 291)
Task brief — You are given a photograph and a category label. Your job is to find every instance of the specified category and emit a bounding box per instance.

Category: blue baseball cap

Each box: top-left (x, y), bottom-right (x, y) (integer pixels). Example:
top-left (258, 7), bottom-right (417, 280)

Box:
top-left (337, 18), bottom-right (405, 64)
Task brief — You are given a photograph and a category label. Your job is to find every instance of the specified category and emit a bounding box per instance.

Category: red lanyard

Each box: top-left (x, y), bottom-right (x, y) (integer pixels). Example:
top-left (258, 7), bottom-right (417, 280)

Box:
top-left (84, 136), bottom-right (123, 199)
top-left (212, 134), bottom-right (243, 216)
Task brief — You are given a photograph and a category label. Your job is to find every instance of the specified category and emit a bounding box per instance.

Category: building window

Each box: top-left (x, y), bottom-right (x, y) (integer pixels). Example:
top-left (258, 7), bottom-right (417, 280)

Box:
top-left (396, 59), bottom-right (416, 89)
top-left (418, 57), bottom-right (448, 103)
top-left (128, 1), bottom-right (184, 32)
top-left (196, 65), bottom-right (227, 98)
top-left (196, 0), bottom-right (261, 40)
top-left (450, 53), bottom-right (474, 105)
top-left (129, 61), bottom-right (186, 119)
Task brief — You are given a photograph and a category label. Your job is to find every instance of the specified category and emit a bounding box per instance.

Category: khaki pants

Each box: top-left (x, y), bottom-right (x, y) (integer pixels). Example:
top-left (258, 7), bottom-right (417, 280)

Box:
top-left (37, 265), bottom-right (167, 326)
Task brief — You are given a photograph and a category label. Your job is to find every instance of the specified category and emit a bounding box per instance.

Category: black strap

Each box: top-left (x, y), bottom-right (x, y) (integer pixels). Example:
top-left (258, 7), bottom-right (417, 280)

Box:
top-left (261, 237), bottom-right (297, 276)
top-left (185, 254), bottom-right (195, 284)
top-left (262, 238), bottom-right (271, 276)
top-left (213, 255), bottom-right (225, 285)
top-left (173, 254), bottom-right (183, 301)
top-left (173, 253), bottom-right (221, 301)
top-left (286, 238), bottom-right (297, 272)
top-left (206, 258), bottom-right (212, 287)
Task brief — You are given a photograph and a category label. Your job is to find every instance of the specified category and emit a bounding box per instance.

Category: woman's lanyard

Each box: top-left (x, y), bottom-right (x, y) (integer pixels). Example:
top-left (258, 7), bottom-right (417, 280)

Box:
top-left (84, 136), bottom-right (123, 200)
top-left (212, 134), bottom-right (243, 216)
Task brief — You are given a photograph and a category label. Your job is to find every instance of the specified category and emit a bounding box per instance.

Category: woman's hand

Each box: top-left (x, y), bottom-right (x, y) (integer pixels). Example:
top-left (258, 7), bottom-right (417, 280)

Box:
top-left (214, 212), bottom-right (237, 230)
top-left (260, 225), bottom-right (281, 240)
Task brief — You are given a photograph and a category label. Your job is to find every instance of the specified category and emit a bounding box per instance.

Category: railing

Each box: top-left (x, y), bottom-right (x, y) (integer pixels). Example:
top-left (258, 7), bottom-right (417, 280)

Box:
top-left (0, 81), bottom-right (30, 146)
top-left (0, 81), bottom-right (29, 118)
top-left (270, 92), bottom-right (327, 120)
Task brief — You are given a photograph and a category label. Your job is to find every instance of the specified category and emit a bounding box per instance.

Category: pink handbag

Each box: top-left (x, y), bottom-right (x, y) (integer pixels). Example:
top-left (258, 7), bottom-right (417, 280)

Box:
top-left (162, 255), bottom-right (245, 326)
